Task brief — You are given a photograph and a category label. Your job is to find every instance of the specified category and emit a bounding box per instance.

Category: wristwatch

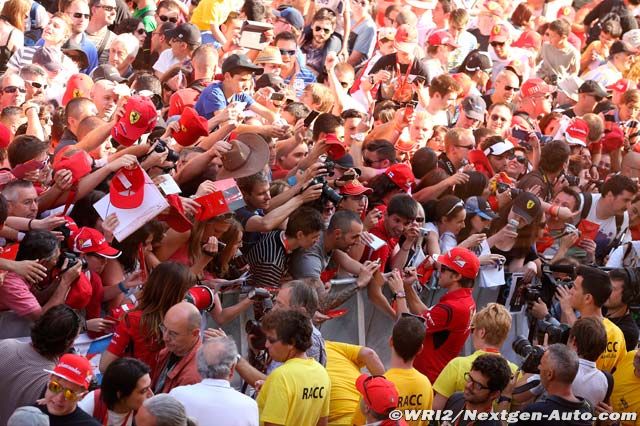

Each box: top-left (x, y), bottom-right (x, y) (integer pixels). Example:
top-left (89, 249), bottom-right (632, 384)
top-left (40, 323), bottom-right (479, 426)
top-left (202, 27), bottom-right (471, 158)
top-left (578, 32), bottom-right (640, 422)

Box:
top-left (498, 395), bottom-right (512, 404)
top-left (393, 291), bottom-right (406, 300)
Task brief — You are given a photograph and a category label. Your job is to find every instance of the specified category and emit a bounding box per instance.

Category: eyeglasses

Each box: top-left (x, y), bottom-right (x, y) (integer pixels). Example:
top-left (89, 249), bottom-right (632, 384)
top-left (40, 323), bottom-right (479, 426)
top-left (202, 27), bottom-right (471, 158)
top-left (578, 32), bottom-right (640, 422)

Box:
top-left (504, 85), bottom-right (519, 92)
top-left (314, 26), bottom-right (332, 34)
top-left (363, 157), bottom-right (384, 167)
top-left (445, 200), bottom-right (464, 216)
top-left (48, 381), bottom-right (84, 401)
top-left (455, 144), bottom-right (474, 150)
top-left (415, 217), bottom-right (425, 223)
top-left (24, 80), bottom-right (47, 89)
top-left (515, 155), bottom-right (527, 164)
top-left (490, 114), bottom-right (509, 122)
top-left (72, 12), bottom-right (90, 19)
top-left (96, 4), bottom-right (116, 12)
top-left (464, 372), bottom-right (490, 391)
top-left (279, 48), bottom-right (296, 56)
top-left (490, 41), bottom-right (505, 47)
top-left (135, 28), bottom-right (146, 35)
top-left (3, 86), bottom-right (26, 94)
top-left (158, 14), bottom-right (178, 23)
top-left (400, 312), bottom-right (426, 323)
top-left (163, 84), bottom-right (177, 93)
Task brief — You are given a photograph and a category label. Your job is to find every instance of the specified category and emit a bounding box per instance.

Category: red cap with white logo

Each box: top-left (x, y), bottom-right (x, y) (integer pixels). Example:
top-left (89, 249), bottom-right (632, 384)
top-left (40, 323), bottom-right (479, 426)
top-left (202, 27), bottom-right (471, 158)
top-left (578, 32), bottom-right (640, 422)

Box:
top-left (436, 247), bottom-right (480, 279)
top-left (564, 118), bottom-right (589, 146)
top-left (73, 227), bottom-right (121, 258)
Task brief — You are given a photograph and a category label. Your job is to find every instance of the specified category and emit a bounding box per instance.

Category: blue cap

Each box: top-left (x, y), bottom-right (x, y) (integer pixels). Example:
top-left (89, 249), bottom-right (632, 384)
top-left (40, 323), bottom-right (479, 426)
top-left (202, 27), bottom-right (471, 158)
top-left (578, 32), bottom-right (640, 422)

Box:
top-left (465, 196), bottom-right (497, 220)
top-left (273, 7), bottom-right (304, 31)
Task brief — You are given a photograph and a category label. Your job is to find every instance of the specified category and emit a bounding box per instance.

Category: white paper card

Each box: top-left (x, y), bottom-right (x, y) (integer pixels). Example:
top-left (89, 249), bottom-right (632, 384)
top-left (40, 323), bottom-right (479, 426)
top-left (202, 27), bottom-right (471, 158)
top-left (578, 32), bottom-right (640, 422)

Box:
top-left (366, 232), bottom-right (387, 251)
top-left (158, 174), bottom-right (182, 195)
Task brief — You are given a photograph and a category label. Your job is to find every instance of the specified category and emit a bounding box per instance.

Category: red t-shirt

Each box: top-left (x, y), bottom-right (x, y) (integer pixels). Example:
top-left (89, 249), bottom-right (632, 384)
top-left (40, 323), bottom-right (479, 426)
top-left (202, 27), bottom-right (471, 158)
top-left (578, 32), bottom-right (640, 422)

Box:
top-left (360, 207), bottom-right (397, 271)
top-left (413, 288), bottom-right (476, 383)
top-left (271, 164), bottom-right (289, 180)
top-left (106, 310), bottom-right (163, 375)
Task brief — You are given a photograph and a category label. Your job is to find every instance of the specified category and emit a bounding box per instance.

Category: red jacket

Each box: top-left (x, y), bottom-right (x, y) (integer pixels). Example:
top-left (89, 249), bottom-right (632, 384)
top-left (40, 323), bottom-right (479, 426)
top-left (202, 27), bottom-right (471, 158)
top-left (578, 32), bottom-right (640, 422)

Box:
top-left (152, 339), bottom-right (202, 393)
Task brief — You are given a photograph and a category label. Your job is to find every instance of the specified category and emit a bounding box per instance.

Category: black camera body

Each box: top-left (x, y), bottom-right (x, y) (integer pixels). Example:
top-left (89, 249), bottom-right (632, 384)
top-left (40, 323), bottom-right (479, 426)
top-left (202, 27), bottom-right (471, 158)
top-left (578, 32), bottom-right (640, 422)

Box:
top-left (56, 251), bottom-right (88, 271)
top-left (496, 182), bottom-right (522, 198)
top-left (536, 320), bottom-right (571, 345)
top-left (309, 160), bottom-right (343, 205)
top-left (512, 335), bottom-right (546, 374)
top-left (565, 174), bottom-right (580, 187)
top-left (154, 139), bottom-right (180, 163)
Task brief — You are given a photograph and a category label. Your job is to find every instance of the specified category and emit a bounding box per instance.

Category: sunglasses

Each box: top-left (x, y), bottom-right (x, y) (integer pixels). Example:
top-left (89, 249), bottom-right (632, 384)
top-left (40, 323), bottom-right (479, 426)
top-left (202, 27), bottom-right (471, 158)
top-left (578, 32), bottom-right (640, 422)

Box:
top-left (24, 80), bottom-right (47, 89)
top-left (72, 12), bottom-right (90, 19)
top-left (48, 380), bottom-right (84, 401)
top-left (279, 48), bottom-right (296, 56)
top-left (515, 155), bottom-right (527, 164)
top-left (3, 86), bottom-right (26, 94)
top-left (490, 114), bottom-right (509, 122)
top-left (159, 14), bottom-right (178, 23)
top-left (162, 84), bottom-right (176, 93)
top-left (314, 26), bottom-right (332, 34)
top-left (504, 85), bottom-right (520, 92)
top-left (96, 4), bottom-right (116, 11)
top-left (455, 144), bottom-right (474, 150)
top-left (464, 372), bottom-right (490, 391)
top-left (135, 28), bottom-right (146, 35)
top-left (490, 41), bottom-right (505, 47)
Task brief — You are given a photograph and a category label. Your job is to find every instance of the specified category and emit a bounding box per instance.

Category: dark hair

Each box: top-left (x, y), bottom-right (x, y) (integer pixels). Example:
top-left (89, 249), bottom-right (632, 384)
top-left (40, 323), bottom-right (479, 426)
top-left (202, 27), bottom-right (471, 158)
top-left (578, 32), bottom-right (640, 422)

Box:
top-left (602, 174), bottom-right (638, 198)
top-left (411, 147), bottom-right (438, 179)
top-left (312, 7), bottom-right (337, 26)
top-left (240, 0), bottom-right (266, 20)
top-left (438, 0), bottom-right (453, 13)
top-left (569, 317), bottom-right (607, 362)
top-left (471, 354), bottom-right (512, 392)
top-left (364, 139), bottom-right (397, 163)
top-left (31, 305), bottom-right (81, 359)
top-left (372, 100), bottom-right (397, 122)
top-left (112, 222), bottom-right (156, 273)
top-left (16, 230), bottom-right (59, 261)
top-left (433, 195), bottom-right (464, 223)
top-left (392, 316), bottom-right (426, 362)
top-left (453, 171), bottom-right (487, 199)
top-left (285, 206), bottom-right (325, 237)
top-left (275, 31), bottom-right (297, 44)
top-left (490, 197), bottom-right (543, 252)
top-left (367, 174), bottom-right (403, 207)
top-left (328, 209), bottom-right (361, 232)
top-left (312, 113), bottom-right (343, 141)
top-left (261, 309), bottom-right (312, 352)
top-left (540, 140), bottom-right (570, 174)
top-left (237, 172), bottom-right (269, 196)
top-left (101, 358), bottom-right (150, 409)
top-left (114, 17), bottom-right (143, 35)
top-left (429, 74), bottom-right (460, 98)
top-left (609, 269), bottom-right (639, 306)
top-left (341, 109), bottom-right (366, 120)
top-left (576, 265), bottom-right (612, 307)
top-left (7, 135), bottom-right (49, 168)
top-left (548, 19), bottom-right (570, 37)
top-left (69, 191), bottom-right (106, 228)
top-left (511, 3), bottom-right (533, 27)
top-left (387, 194), bottom-right (418, 220)
top-left (0, 193), bottom-right (8, 225)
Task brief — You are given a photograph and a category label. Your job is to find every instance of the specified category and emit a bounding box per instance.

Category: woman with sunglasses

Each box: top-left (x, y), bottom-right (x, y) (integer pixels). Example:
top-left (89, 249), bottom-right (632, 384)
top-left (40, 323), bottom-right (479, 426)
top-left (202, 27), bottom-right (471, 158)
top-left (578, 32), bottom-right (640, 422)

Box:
top-left (0, 0), bottom-right (29, 74)
top-left (505, 146), bottom-right (529, 180)
top-left (79, 358), bottom-right (152, 426)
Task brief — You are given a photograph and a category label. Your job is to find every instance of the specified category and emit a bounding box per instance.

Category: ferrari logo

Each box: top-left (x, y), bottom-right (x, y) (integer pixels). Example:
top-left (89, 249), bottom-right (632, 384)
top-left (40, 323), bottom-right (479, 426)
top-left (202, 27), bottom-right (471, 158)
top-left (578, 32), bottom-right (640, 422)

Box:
top-left (527, 200), bottom-right (535, 209)
top-left (492, 25), bottom-right (501, 35)
top-left (180, 124), bottom-right (187, 133)
top-left (73, 88), bottom-right (81, 98)
top-left (560, 6), bottom-right (570, 15)
top-left (130, 111), bottom-right (141, 124)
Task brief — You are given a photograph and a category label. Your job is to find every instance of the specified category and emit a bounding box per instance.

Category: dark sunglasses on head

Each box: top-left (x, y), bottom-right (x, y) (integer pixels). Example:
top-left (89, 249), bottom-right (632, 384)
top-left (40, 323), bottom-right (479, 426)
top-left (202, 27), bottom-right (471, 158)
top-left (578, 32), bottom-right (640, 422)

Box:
top-left (3, 86), bottom-right (26, 94)
top-left (72, 12), bottom-right (90, 19)
top-left (314, 26), bottom-right (331, 34)
top-left (159, 14), bottom-right (178, 23)
top-left (279, 48), bottom-right (296, 56)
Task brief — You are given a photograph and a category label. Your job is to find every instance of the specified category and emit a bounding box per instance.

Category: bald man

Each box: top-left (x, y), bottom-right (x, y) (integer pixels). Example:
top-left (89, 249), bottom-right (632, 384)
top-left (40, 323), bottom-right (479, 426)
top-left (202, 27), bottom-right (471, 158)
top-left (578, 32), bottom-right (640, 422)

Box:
top-left (622, 151), bottom-right (640, 179)
top-left (152, 302), bottom-right (203, 393)
top-left (484, 69), bottom-right (519, 107)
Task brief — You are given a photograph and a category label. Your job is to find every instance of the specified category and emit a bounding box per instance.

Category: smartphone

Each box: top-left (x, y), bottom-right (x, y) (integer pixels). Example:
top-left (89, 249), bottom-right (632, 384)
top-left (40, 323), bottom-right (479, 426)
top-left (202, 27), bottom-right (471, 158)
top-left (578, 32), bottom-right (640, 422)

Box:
top-left (271, 92), bottom-right (285, 101)
top-left (304, 110), bottom-right (321, 128)
top-left (512, 128), bottom-right (531, 141)
top-left (403, 101), bottom-right (417, 121)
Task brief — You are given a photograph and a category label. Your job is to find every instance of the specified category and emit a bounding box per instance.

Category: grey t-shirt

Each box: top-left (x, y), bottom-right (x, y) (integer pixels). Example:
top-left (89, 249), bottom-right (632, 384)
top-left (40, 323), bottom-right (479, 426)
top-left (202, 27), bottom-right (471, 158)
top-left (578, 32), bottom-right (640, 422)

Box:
top-left (289, 233), bottom-right (332, 279)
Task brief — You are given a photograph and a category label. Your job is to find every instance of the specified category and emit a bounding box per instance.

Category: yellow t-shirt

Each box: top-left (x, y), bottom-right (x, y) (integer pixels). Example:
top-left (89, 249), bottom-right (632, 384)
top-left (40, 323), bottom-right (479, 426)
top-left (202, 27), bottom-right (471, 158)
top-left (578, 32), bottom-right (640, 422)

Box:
top-left (611, 350), bottom-right (640, 426)
top-left (190, 0), bottom-right (233, 31)
top-left (352, 368), bottom-right (433, 426)
top-left (432, 350), bottom-right (518, 398)
top-left (596, 318), bottom-right (627, 373)
top-left (257, 357), bottom-right (331, 426)
top-left (326, 342), bottom-right (365, 426)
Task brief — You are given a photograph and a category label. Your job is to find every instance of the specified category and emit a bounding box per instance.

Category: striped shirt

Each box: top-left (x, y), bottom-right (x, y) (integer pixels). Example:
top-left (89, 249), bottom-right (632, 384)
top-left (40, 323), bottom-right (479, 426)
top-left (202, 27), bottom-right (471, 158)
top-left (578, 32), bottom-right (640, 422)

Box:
top-left (245, 231), bottom-right (289, 288)
top-left (7, 46), bottom-right (78, 75)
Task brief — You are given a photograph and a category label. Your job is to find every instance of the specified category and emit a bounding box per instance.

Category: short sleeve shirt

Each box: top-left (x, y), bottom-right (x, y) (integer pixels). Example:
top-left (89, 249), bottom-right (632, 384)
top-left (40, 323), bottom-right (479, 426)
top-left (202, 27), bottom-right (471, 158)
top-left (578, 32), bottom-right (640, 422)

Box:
top-left (0, 272), bottom-right (41, 317)
top-left (194, 81), bottom-right (255, 120)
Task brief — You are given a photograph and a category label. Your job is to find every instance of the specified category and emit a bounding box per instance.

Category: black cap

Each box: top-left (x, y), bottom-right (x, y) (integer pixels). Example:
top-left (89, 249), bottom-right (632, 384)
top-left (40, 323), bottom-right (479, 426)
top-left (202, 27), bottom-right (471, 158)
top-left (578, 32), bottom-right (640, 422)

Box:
top-left (221, 54), bottom-right (264, 75)
top-left (157, 21), bottom-right (177, 34)
top-left (164, 22), bottom-right (201, 45)
top-left (578, 80), bottom-right (607, 99)
top-left (463, 50), bottom-right (492, 73)
top-left (512, 192), bottom-right (542, 225)
top-left (255, 73), bottom-right (286, 91)
top-left (90, 64), bottom-right (125, 83)
top-left (610, 40), bottom-right (634, 56)
top-left (62, 39), bottom-right (89, 70)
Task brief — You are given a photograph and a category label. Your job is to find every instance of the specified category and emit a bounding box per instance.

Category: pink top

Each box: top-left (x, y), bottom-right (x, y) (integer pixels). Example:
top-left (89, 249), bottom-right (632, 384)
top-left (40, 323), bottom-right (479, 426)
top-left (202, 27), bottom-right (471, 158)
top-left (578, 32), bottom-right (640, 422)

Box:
top-left (0, 272), bottom-right (41, 317)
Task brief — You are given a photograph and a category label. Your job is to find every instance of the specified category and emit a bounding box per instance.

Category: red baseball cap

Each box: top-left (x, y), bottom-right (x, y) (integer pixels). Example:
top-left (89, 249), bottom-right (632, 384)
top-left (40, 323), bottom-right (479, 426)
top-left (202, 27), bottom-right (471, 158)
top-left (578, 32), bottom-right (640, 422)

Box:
top-left (173, 107), bottom-right (209, 147)
top-left (564, 118), bottom-right (589, 146)
top-left (340, 179), bottom-right (373, 196)
top-left (557, 5), bottom-right (575, 19)
top-left (158, 194), bottom-right (192, 232)
top-left (109, 165), bottom-right (146, 209)
top-left (512, 30), bottom-right (541, 50)
top-left (73, 227), bottom-right (121, 258)
top-left (394, 24), bottom-right (418, 53)
top-left (168, 88), bottom-right (200, 116)
top-left (62, 74), bottom-right (94, 107)
top-left (44, 354), bottom-right (93, 389)
top-left (0, 123), bottom-right (10, 149)
top-left (53, 147), bottom-right (92, 184)
top-left (602, 125), bottom-right (625, 152)
top-left (384, 163), bottom-right (415, 192)
top-left (428, 30), bottom-right (458, 48)
top-left (355, 374), bottom-right (399, 415)
top-left (607, 78), bottom-right (633, 93)
top-left (65, 272), bottom-right (93, 310)
top-left (60, 215), bottom-right (80, 250)
top-left (520, 78), bottom-right (556, 98)
top-left (110, 96), bottom-right (158, 147)
top-left (436, 247), bottom-right (480, 279)
top-left (489, 24), bottom-right (510, 43)
top-left (324, 133), bottom-right (347, 160)
top-left (195, 191), bottom-right (229, 221)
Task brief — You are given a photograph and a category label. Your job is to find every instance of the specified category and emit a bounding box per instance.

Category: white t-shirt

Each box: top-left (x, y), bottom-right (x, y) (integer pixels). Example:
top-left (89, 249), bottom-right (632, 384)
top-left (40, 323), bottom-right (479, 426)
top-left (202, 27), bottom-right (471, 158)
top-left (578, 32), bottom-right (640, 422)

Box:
top-left (583, 193), bottom-right (631, 260)
top-left (153, 49), bottom-right (182, 74)
top-left (78, 390), bottom-right (134, 426)
top-left (606, 241), bottom-right (640, 268)
top-left (424, 222), bottom-right (457, 253)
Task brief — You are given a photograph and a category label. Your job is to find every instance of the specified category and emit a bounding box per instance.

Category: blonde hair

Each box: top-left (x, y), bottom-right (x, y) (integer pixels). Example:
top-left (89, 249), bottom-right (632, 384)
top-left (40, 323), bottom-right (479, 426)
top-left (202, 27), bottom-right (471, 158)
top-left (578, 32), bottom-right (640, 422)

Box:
top-left (304, 83), bottom-right (334, 113)
top-left (50, 12), bottom-right (73, 43)
top-left (1, 0), bottom-right (30, 31)
top-left (471, 303), bottom-right (512, 346)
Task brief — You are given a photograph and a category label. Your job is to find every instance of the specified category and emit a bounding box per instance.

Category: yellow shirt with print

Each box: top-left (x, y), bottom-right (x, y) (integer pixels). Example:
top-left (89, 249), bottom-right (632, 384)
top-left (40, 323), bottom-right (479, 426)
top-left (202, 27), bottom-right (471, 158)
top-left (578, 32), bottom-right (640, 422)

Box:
top-left (326, 341), bottom-right (365, 426)
top-left (596, 317), bottom-right (627, 373)
top-left (432, 350), bottom-right (518, 398)
top-left (352, 368), bottom-right (433, 426)
top-left (190, 0), bottom-right (233, 31)
top-left (257, 357), bottom-right (331, 426)
top-left (611, 350), bottom-right (640, 426)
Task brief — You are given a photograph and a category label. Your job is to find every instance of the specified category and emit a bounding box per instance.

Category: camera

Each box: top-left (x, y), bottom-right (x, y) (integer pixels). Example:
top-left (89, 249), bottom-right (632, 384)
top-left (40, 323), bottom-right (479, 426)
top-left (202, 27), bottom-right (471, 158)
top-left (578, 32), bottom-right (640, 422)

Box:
top-left (536, 320), bottom-right (571, 345)
top-left (308, 159), bottom-right (343, 205)
top-left (496, 182), bottom-right (522, 198)
top-left (244, 288), bottom-right (273, 352)
top-left (565, 174), bottom-right (580, 187)
top-left (56, 251), bottom-right (88, 271)
top-left (154, 139), bottom-right (180, 163)
top-left (512, 335), bottom-right (546, 374)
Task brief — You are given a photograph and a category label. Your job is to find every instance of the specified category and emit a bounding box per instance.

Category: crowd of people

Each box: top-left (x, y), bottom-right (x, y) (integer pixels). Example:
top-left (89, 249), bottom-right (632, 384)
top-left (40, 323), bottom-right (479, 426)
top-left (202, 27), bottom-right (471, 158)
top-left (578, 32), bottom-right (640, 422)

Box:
top-left (0, 0), bottom-right (640, 424)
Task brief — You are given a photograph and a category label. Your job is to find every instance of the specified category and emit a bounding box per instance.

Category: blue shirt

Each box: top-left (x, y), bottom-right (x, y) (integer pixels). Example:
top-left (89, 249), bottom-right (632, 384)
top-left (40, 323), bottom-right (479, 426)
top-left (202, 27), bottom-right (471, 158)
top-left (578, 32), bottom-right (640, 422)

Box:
top-left (282, 60), bottom-right (317, 98)
top-left (37, 33), bottom-right (98, 74)
top-left (194, 81), bottom-right (255, 120)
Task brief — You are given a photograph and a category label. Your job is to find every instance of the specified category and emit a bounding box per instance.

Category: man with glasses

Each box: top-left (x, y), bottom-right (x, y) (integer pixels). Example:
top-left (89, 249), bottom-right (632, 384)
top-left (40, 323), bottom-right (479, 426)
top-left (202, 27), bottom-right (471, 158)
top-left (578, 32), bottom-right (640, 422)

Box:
top-left (300, 8), bottom-right (342, 81)
top-left (87, 0), bottom-right (117, 65)
top-left (392, 247), bottom-right (480, 383)
top-left (487, 24), bottom-right (529, 85)
top-left (153, 22), bottom-right (200, 78)
top-left (483, 69), bottom-right (519, 108)
top-left (275, 32), bottom-right (316, 96)
top-left (18, 65), bottom-right (48, 102)
top-left (32, 353), bottom-right (99, 424)
top-left (514, 78), bottom-right (556, 133)
top-left (437, 128), bottom-right (474, 176)
top-left (0, 74), bottom-right (26, 110)
top-left (153, 302), bottom-right (202, 393)
top-left (61, 0), bottom-right (98, 73)
top-left (155, 0), bottom-right (181, 25)
top-left (485, 102), bottom-right (512, 138)
top-left (440, 354), bottom-right (512, 425)
top-left (363, 139), bottom-right (396, 170)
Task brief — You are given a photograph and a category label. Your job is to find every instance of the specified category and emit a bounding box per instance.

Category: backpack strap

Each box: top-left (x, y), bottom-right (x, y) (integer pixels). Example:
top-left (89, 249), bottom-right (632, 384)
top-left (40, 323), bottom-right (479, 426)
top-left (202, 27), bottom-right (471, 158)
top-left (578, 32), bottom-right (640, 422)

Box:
top-left (580, 192), bottom-right (593, 220)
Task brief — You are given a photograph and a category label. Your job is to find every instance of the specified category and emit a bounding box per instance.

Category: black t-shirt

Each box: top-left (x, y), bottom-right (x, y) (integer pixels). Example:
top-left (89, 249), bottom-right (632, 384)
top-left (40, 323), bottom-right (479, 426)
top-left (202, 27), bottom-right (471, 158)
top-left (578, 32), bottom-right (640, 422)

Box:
top-left (608, 313), bottom-right (640, 350)
top-left (368, 53), bottom-right (431, 101)
top-left (519, 395), bottom-right (593, 425)
top-left (36, 405), bottom-right (101, 426)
